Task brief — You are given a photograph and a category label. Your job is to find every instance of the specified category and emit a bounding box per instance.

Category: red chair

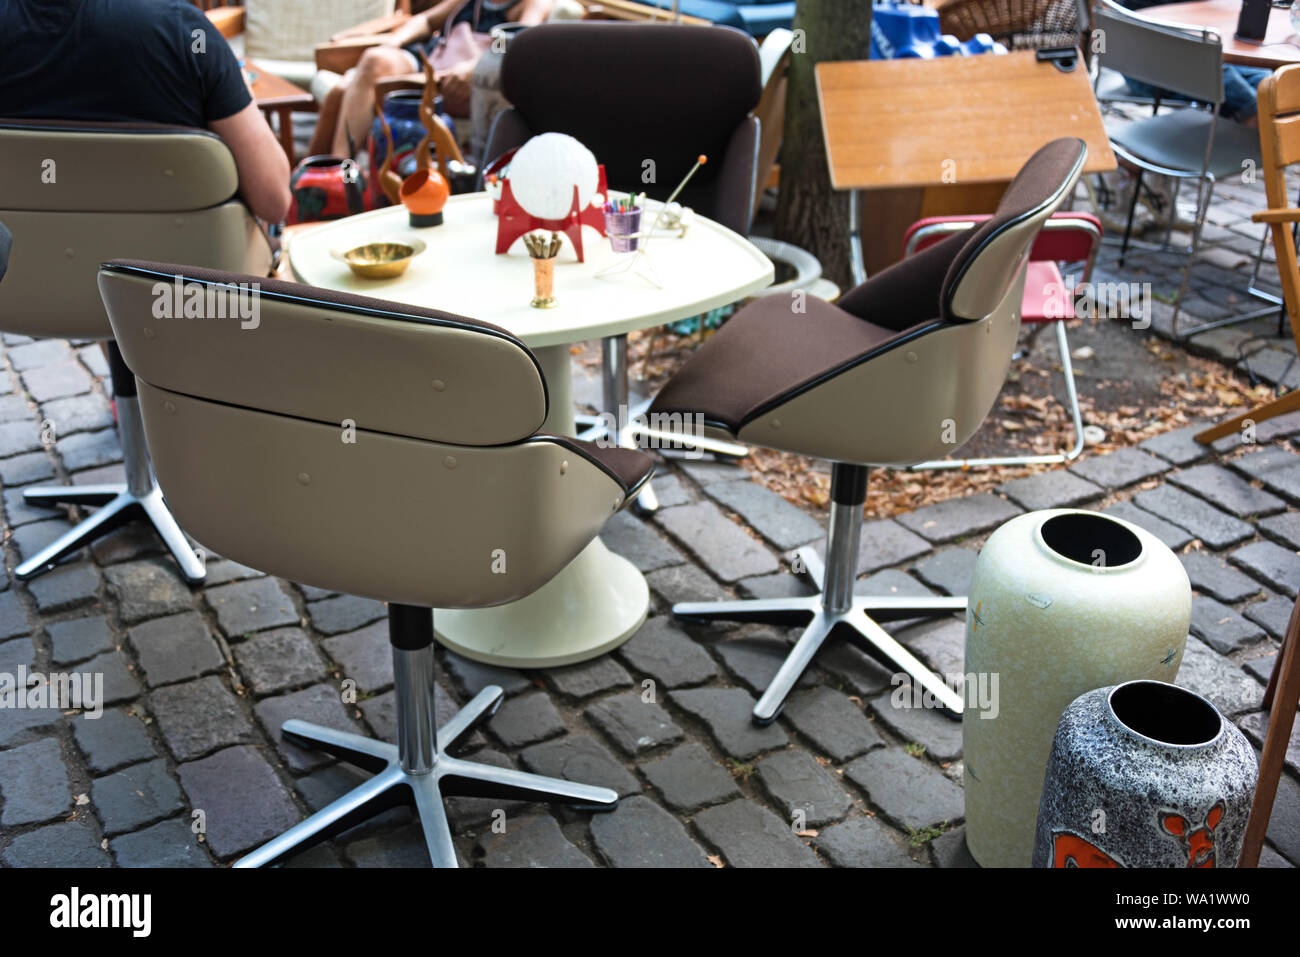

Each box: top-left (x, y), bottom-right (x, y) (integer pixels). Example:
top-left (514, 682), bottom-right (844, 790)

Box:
top-left (901, 211), bottom-right (1101, 469)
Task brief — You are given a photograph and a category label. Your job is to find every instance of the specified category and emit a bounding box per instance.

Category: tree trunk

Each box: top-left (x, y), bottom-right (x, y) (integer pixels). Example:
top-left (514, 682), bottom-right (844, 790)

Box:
top-left (773, 1), bottom-right (873, 290)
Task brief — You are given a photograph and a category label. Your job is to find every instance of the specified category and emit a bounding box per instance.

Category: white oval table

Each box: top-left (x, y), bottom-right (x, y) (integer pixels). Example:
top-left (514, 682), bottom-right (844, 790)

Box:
top-left (288, 191), bottom-right (773, 667)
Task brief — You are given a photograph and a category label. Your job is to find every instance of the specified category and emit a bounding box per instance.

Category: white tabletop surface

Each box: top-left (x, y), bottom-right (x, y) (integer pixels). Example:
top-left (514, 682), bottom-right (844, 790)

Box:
top-left (287, 191), bottom-right (775, 350)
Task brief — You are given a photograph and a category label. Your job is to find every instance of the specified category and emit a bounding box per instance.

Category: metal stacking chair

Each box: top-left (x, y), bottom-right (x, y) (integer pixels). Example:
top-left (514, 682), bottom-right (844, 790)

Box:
top-left (900, 211), bottom-right (1101, 468)
top-left (1092, 0), bottom-right (1262, 340)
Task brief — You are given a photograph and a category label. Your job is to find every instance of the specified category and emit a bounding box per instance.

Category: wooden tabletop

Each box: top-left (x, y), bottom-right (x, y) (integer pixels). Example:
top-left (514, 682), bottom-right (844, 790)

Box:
top-left (1148, 0), bottom-right (1300, 69)
top-left (246, 63), bottom-right (315, 108)
top-left (815, 51), bottom-right (1116, 191)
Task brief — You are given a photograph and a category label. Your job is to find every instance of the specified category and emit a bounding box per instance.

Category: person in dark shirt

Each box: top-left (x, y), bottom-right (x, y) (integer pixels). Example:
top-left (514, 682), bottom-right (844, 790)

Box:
top-left (0, 0), bottom-right (289, 221)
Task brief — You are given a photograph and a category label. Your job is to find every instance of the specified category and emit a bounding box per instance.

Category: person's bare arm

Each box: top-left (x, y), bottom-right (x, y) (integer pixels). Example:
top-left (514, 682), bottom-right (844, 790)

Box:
top-left (512, 0), bottom-right (555, 26)
top-left (209, 102), bottom-right (291, 223)
top-left (385, 0), bottom-right (459, 45)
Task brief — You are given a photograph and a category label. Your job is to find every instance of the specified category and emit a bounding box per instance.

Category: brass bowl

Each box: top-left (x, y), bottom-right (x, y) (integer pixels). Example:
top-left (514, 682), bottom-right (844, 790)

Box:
top-left (330, 239), bottom-right (426, 279)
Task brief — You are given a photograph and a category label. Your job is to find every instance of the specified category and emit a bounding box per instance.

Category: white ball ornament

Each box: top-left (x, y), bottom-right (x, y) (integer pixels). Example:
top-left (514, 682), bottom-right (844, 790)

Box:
top-left (508, 133), bottom-right (599, 221)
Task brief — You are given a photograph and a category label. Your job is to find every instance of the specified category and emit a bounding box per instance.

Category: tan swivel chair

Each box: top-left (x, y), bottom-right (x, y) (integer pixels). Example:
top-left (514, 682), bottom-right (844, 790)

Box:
top-left (650, 138), bottom-right (1088, 724)
top-left (98, 260), bottom-right (654, 867)
top-left (0, 120), bottom-right (273, 582)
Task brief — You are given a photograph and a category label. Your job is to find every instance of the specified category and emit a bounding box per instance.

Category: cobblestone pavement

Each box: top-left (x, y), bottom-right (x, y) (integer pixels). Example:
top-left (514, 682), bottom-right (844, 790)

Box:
top-left (3, 127), bottom-right (1300, 870)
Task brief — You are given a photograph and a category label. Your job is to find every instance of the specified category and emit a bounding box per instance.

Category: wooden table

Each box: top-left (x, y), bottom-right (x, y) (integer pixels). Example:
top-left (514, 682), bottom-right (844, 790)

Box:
top-left (288, 192), bottom-right (773, 667)
top-left (247, 62), bottom-right (316, 160)
top-left (816, 50), bottom-right (1116, 280)
top-left (1152, 0), bottom-right (1300, 69)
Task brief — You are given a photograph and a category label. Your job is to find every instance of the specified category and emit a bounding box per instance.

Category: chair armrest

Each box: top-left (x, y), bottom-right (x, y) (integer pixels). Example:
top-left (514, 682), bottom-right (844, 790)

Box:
top-left (1253, 208), bottom-right (1300, 224)
top-left (374, 73), bottom-right (427, 104)
top-left (903, 218), bottom-right (981, 257)
top-left (206, 5), bottom-right (245, 40)
top-left (315, 36), bottom-right (390, 74)
top-left (332, 12), bottom-right (410, 41)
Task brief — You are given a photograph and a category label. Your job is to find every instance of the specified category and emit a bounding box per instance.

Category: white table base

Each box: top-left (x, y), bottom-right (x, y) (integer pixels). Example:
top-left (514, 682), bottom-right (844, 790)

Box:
top-left (433, 537), bottom-right (649, 668)
top-left (433, 343), bottom-right (650, 668)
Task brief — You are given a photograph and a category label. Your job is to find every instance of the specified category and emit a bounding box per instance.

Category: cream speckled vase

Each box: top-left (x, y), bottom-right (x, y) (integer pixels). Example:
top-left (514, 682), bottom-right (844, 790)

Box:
top-left (962, 509), bottom-right (1191, 868)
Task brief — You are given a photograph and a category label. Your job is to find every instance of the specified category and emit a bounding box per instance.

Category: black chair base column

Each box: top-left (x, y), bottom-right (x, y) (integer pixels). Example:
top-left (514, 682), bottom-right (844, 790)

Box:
top-left (16, 341), bottom-right (205, 583)
top-left (673, 463), bottom-right (967, 725)
top-left (234, 605), bottom-right (620, 868)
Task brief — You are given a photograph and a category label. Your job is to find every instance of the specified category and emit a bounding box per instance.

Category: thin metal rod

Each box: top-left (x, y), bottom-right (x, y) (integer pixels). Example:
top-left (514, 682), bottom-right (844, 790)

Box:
top-left (849, 189), bottom-right (867, 287)
top-left (601, 334), bottom-right (629, 425)
top-left (1119, 167), bottom-right (1144, 266)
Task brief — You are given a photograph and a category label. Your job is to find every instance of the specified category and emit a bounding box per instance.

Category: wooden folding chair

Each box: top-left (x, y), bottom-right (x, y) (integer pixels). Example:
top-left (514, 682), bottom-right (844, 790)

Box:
top-left (1198, 66), bottom-right (1300, 445)
top-left (1240, 592), bottom-right (1300, 866)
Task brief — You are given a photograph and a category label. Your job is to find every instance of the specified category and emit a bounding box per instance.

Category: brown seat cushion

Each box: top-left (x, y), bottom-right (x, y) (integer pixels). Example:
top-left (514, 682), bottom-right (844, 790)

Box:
top-left (650, 292), bottom-right (929, 433)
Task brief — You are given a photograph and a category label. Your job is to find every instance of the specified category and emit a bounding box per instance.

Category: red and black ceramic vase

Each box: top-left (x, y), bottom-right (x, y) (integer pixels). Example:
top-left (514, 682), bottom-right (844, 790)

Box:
top-left (1032, 680), bottom-right (1257, 867)
top-left (287, 156), bottom-right (365, 225)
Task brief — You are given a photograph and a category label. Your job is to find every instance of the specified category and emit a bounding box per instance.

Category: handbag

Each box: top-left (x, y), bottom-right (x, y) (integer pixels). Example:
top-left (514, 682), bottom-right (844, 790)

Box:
top-left (429, 0), bottom-right (493, 115)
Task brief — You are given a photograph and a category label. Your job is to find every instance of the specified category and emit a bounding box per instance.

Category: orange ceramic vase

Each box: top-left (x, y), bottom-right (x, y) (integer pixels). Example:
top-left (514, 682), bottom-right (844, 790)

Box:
top-left (400, 169), bottom-right (450, 228)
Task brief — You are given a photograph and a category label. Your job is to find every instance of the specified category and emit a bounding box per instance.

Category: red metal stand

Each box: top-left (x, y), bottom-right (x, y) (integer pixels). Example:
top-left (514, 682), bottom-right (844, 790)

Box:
top-left (494, 164), bottom-right (608, 262)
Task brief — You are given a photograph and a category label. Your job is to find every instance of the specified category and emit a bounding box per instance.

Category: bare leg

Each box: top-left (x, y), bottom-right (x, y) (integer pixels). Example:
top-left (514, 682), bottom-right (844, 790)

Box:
top-left (308, 85), bottom-right (345, 157)
top-left (332, 46), bottom-right (419, 157)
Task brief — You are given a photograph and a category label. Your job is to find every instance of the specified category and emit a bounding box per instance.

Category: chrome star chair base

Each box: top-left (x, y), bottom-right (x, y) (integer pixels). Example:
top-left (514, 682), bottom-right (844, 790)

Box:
top-left (16, 343), bottom-right (204, 583)
top-left (236, 606), bottom-right (618, 868)
top-left (674, 463), bottom-right (966, 725)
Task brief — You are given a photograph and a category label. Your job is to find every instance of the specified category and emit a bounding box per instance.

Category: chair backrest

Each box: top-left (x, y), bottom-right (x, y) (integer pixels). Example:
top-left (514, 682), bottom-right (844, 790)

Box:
top-left (244, 0), bottom-right (396, 61)
top-left (942, 137), bottom-right (1089, 321)
top-left (96, 261), bottom-right (632, 607)
top-left (498, 21), bottom-right (761, 232)
top-left (1093, 0), bottom-right (1223, 104)
top-left (0, 121), bottom-right (272, 340)
top-left (1258, 65), bottom-right (1300, 337)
